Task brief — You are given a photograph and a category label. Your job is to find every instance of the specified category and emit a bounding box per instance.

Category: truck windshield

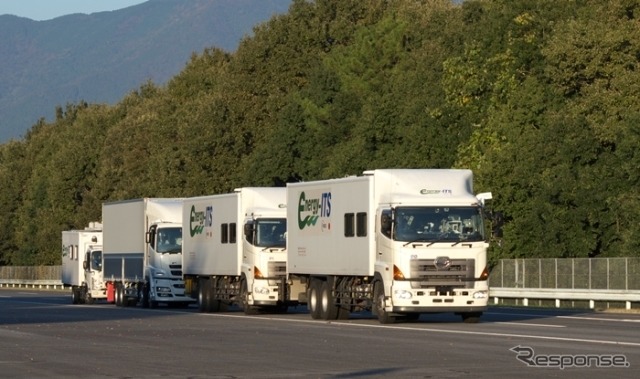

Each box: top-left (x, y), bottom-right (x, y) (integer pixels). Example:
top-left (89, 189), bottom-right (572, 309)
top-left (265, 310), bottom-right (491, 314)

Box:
top-left (255, 219), bottom-right (286, 248)
top-left (156, 227), bottom-right (182, 254)
top-left (91, 250), bottom-right (102, 271)
top-left (393, 206), bottom-right (486, 243)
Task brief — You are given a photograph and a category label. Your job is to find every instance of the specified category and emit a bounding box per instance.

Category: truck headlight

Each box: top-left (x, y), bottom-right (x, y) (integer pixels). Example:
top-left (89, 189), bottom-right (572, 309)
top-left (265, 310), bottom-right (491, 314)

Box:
top-left (473, 291), bottom-right (488, 299)
top-left (254, 286), bottom-right (270, 295)
top-left (393, 290), bottom-right (412, 300)
top-left (153, 269), bottom-right (167, 278)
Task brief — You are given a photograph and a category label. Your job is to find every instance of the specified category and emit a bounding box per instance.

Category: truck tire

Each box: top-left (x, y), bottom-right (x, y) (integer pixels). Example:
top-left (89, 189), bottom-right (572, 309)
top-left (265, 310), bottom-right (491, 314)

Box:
top-left (320, 281), bottom-right (338, 320)
top-left (209, 279), bottom-right (221, 312)
top-left (240, 279), bottom-right (259, 315)
top-left (71, 287), bottom-right (80, 304)
top-left (461, 312), bottom-right (482, 323)
top-left (120, 284), bottom-right (130, 308)
top-left (141, 282), bottom-right (150, 308)
top-left (373, 281), bottom-right (396, 324)
top-left (83, 286), bottom-right (93, 304)
top-left (308, 279), bottom-right (322, 320)
top-left (142, 281), bottom-right (158, 308)
top-left (198, 278), bottom-right (210, 312)
top-left (116, 282), bottom-right (124, 307)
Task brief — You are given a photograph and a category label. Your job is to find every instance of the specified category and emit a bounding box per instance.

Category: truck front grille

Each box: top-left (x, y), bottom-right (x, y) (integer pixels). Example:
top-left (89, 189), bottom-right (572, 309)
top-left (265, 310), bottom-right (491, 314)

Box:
top-left (170, 264), bottom-right (182, 277)
top-left (410, 259), bottom-right (475, 289)
top-left (268, 261), bottom-right (287, 279)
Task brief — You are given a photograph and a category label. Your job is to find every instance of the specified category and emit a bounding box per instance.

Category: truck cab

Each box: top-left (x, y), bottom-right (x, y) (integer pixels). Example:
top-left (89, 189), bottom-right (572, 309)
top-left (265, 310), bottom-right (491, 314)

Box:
top-left (143, 222), bottom-right (189, 307)
top-left (242, 215), bottom-right (291, 311)
top-left (82, 245), bottom-right (104, 304)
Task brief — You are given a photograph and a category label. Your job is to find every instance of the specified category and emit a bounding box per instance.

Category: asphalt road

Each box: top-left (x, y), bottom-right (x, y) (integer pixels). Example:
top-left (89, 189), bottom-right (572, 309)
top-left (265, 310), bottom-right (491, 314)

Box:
top-left (1, 288), bottom-right (639, 378)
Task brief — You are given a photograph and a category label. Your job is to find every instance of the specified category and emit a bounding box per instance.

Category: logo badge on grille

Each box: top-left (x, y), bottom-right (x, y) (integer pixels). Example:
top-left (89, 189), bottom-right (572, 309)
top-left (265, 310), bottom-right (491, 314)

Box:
top-left (434, 256), bottom-right (452, 270)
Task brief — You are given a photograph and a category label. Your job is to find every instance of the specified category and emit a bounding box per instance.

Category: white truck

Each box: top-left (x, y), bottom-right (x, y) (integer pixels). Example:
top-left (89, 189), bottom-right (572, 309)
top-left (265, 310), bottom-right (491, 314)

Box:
top-left (287, 169), bottom-right (494, 323)
top-left (182, 187), bottom-right (304, 314)
top-left (101, 198), bottom-right (194, 307)
top-left (61, 222), bottom-right (103, 304)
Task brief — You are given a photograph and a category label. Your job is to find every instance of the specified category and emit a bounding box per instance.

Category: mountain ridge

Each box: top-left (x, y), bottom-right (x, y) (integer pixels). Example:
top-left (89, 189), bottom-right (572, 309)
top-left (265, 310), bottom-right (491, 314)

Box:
top-left (0, 0), bottom-right (292, 142)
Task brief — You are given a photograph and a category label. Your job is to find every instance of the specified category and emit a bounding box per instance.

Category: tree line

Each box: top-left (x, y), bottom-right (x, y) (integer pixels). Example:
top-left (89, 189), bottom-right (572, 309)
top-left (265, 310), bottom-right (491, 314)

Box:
top-left (1, 0), bottom-right (639, 266)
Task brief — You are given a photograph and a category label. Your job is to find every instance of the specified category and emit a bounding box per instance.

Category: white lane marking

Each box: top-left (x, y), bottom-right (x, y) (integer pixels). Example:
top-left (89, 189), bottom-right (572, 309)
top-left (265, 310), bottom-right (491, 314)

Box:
top-left (486, 311), bottom-right (640, 324)
top-left (494, 322), bottom-right (565, 328)
top-left (558, 315), bottom-right (640, 323)
top-left (199, 313), bottom-right (640, 347)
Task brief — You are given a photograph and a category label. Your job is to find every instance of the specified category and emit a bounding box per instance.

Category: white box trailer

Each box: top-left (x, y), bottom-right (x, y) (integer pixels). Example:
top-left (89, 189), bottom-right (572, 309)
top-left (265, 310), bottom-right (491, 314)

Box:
top-left (61, 222), bottom-right (103, 304)
top-left (183, 187), bottom-right (304, 314)
top-left (287, 169), bottom-right (494, 323)
top-left (101, 198), bottom-right (194, 307)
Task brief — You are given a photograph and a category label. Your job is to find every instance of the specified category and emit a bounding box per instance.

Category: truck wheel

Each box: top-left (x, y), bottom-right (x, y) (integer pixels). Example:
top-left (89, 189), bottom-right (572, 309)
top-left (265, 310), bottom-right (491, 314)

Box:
top-left (82, 286), bottom-right (93, 304)
top-left (240, 279), bottom-right (259, 315)
top-left (320, 281), bottom-right (338, 320)
top-left (120, 284), bottom-right (130, 308)
top-left (115, 282), bottom-right (128, 307)
top-left (461, 312), bottom-right (482, 323)
top-left (373, 281), bottom-right (396, 324)
top-left (115, 283), bottom-right (123, 306)
top-left (308, 280), bottom-right (322, 319)
top-left (337, 300), bottom-right (350, 320)
top-left (142, 282), bottom-right (150, 308)
top-left (198, 279), bottom-right (210, 313)
top-left (71, 287), bottom-right (80, 304)
top-left (209, 280), bottom-right (221, 312)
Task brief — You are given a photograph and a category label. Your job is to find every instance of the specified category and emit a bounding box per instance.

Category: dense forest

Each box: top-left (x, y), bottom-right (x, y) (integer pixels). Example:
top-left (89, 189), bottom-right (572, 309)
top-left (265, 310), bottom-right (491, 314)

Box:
top-left (1, 0), bottom-right (639, 267)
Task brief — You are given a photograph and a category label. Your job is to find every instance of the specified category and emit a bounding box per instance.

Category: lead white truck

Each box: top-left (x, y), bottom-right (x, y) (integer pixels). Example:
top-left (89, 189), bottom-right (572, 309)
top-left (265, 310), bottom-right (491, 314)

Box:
top-left (61, 222), bottom-right (103, 304)
top-left (287, 169), bottom-right (495, 323)
top-left (182, 187), bottom-right (304, 314)
top-left (101, 198), bottom-right (194, 307)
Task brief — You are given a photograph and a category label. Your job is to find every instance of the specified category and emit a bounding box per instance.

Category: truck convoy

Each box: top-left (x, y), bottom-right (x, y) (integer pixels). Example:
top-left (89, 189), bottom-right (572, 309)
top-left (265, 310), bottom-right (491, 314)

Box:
top-left (182, 187), bottom-right (304, 314)
top-left (286, 169), bottom-right (494, 323)
top-left (61, 222), bottom-right (103, 304)
top-left (101, 198), bottom-right (193, 307)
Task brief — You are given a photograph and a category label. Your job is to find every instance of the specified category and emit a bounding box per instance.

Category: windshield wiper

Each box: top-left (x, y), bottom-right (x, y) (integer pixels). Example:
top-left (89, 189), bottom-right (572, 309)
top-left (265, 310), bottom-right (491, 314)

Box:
top-left (261, 245), bottom-right (285, 252)
top-left (402, 238), bottom-right (429, 247)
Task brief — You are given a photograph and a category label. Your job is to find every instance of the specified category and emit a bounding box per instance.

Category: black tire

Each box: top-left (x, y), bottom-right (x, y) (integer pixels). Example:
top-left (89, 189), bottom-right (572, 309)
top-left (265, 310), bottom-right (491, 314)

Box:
top-left (337, 301), bottom-right (350, 320)
top-left (120, 284), bottom-right (130, 308)
top-left (403, 313), bottom-right (421, 322)
top-left (240, 279), bottom-right (259, 315)
top-left (320, 281), bottom-right (338, 320)
top-left (461, 312), bottom-right (482, 323)
top-left (141, 282), bottom-right (150, 308)
top-left (373, 281), bottom-right (396, 324)
top-left (84, 288), bottom-right (94, 304)
top-left (198, 278), bottom-right (210, 313)
top-left (83, 286), bottom-right (93, 304)
top-left (71, 287), bottom-right (80, 304)
top-left (209, 279), bottom-right (221, 312)
top-left (115, 282), bottom-right (123, 307)
top-left (308, 279), bottom-right (322, 320)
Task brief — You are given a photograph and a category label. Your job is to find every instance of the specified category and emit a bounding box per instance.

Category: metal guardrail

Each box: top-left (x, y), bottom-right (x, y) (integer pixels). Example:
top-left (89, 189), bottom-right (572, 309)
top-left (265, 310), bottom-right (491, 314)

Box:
top-left (489, 287), bottom-right (640, 310)
top-left (0, 279), bottom-right (65, 290)
top-left (488, 258), bottom-right (640, 310)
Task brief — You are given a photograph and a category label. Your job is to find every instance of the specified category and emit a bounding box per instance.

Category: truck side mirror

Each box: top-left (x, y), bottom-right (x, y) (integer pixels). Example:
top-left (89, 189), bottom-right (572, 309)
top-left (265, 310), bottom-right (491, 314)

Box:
top-left (380, 213), bottom-right (392, 238)
top-left (244, 223), bottom-right (255, 244)
top-left (83, 261), bottom-right (88, 270)
top-left (491, 211), bottom-right (504, 238)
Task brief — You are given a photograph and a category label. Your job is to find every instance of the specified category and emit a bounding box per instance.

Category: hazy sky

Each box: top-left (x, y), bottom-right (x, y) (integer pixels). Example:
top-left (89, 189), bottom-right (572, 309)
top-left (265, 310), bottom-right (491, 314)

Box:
top-left (0, 0), bottom-right (147, 21)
